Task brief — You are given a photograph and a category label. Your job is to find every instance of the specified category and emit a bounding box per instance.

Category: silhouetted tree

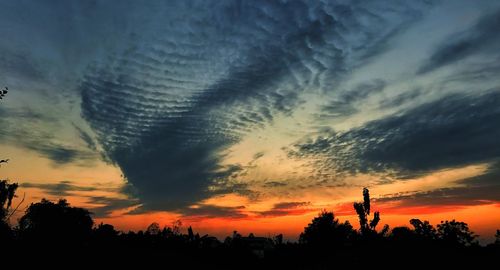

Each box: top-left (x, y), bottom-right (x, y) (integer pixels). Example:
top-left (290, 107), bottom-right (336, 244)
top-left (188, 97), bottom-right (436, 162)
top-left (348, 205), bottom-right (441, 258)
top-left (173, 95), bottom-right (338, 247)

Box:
top-left (233, 230), bottom-right (242, 239)
top-left (437, 220), bottom-right (478, 247)
top-left (172, 219), bottom-right (182, 235)
top-left (495, 230), bottom-right (500, 245)
top-left (0, 180), bottom-right (18, 241)
top-left (273, 234), bottom-right (283, 245)
top-left (409, 218), bottom-right (437, 241)
top-left (379, 224), bottom-right (390, 236)
top-left (94, 223), bottom-right (118, 238)
top-left (0, 180), bottom-right (18, 222)
top-left (353, 188), bottom-right (384, 236)
top-left (188, 225), bottom-right (195, 241)
top-left (18, 199), bottom-right (93, 246)
top-left (146, 222), bottom-right (161, 235)
top-left (299, 210), bottom-right (354, 249)
top-left (161, 226), bottom-right (174, 238)
top-left (390, 226), bottom-right (415, 242)
top-left (92, 222), bottom-right (119, 247)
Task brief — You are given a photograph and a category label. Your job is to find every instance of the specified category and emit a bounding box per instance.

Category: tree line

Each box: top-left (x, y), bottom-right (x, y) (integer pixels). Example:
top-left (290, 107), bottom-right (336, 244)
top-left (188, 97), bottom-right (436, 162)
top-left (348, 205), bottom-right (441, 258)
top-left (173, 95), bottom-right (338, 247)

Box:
top-left (1, 183), bottom-right (499, 268)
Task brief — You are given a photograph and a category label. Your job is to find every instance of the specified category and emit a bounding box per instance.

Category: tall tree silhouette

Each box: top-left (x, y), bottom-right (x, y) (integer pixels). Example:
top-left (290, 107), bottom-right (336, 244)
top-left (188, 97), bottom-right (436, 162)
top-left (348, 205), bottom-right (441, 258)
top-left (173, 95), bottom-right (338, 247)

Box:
top-left (0, 180), bottom-right (18, 241)
top-left (353, 188), bottom-right (382, 235)
top-left (0, 180), bottom-right (18, 222)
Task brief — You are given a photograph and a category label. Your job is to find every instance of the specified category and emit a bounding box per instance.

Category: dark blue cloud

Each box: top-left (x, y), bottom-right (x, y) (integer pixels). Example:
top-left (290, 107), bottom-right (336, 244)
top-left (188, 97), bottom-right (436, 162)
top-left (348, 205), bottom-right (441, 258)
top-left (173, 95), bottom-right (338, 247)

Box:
top-left (86, 196), bottom-right (139, 218)
top-left (25, 143), bottom-right (94, 165)
top-left (79, 0), bottom-right (430, 212)
top-left (21, 180), bottom-right (100, 197)
top-left (290, 89), bottom-right (500, 177)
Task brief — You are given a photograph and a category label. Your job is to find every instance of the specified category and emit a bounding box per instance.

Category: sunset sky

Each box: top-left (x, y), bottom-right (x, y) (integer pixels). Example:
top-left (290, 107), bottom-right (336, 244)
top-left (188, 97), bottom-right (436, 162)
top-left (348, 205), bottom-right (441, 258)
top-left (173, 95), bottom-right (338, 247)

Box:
top-left (1, 0), bottom-right (499, 243)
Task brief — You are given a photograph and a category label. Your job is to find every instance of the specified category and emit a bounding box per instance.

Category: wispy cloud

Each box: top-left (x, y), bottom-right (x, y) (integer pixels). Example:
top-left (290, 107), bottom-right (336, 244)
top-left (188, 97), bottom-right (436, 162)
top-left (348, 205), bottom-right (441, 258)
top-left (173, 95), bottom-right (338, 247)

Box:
top-left (257, 201), bottom-right (315, 217)
top-left (418, 9), bottom-right (500, 74)
top-left (21, 180), bottom-right (139, 217)
top-left (289, 89), bottom-right (500, 178)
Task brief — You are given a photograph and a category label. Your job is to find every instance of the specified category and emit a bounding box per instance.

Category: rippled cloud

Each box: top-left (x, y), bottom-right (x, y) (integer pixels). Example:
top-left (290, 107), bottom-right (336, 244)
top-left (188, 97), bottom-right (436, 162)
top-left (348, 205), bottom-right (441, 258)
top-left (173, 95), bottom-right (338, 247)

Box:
top-left (78, 0), bottom-right (431, 212)
top-left (2, 0), bottom-right (500, 218)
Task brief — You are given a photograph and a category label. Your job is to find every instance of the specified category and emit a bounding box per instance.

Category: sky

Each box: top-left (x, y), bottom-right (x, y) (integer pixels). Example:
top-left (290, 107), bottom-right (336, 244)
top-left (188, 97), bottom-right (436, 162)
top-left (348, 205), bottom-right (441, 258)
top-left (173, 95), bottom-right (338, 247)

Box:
top-left (1, 0), bottom-right (499, 243)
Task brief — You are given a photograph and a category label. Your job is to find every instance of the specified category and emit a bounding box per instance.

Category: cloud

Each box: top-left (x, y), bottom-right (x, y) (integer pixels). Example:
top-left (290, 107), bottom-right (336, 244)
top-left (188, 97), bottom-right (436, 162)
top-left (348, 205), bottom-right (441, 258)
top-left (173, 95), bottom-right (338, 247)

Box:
top-left (0, 106), bottom-right (54, 122)
top-left (443, 56), bottom-right (500, 86)
top-left (262, 181), bottom-right (288, 188)
top-left (290, 89), bottom-right (500, 177)
top-left (340, 79), bottom-right (386, 103)
top-left (21, 180), bottom-right (101, 197)
top-left (318, 100), bottom-right (359, 119)
top-left (273, 201), bottom-right (311, 210)
top-left (86, 196), bottom-right (140, 218)
top-left (25, 143), bottom-right (95, 165)
top-left (418, 9), bottom-right (500, 74)
top-left (455, 161), bottom-right (500, 187)
top-left (181, 205), bottom-right (247, 220)
top-left (257, 201), bottom-right (314, 217)
top-left (379, 87), bottom-right (423, 108)
top-left (375, 164), bottom-right (500, 211)
top-left (21, 181), bottom-right (139, 217)
top-left (317, 79), bottom-right (386, 120)
top-left (0, 49), bottom-right (44, 81)
top-left (0, 108), bottom-right (97, 165)
top-left (79, 0), bottom-right (430, 212)
top-left (377, 185), bottom-right (500, 208)
top-left (73, 124), bottom-right (97, 151)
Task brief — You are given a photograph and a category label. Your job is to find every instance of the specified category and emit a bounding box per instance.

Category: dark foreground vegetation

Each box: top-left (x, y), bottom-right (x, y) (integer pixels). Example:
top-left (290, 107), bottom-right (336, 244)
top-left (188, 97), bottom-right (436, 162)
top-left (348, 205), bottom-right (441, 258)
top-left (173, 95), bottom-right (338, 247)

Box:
top-left (1, 182), bottom-right (499, 268)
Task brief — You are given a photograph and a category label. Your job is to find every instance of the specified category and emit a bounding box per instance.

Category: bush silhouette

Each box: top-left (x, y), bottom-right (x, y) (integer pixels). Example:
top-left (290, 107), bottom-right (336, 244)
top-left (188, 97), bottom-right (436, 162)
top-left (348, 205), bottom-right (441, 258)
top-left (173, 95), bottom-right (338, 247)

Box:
top-left (437, 219), bottom-right (478, 247)
top-left (18, 198), bottom-right (93, 246)
top-left (410, 218), bottom-right (437, 241)
top-left (299, 210), bottom-right (354, 249)
top-left (390, 226), bottom-right (415, 242)
top-left (92, 222), bottom-right (119, 245)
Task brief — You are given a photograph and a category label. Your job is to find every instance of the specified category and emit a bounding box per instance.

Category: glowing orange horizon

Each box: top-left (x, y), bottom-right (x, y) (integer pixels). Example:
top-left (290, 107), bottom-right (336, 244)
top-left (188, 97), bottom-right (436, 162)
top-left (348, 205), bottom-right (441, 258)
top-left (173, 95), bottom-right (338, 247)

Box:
top-left (9, 183), bottom-right (500, 245)
top-left (2, 144), bottom-right (499, 245)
